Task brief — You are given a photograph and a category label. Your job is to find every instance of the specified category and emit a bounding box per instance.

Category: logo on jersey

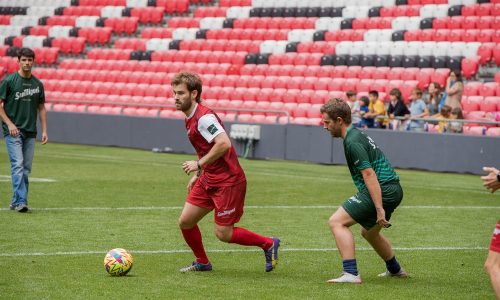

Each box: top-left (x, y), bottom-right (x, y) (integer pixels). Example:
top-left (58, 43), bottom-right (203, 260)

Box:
top-left (207, 124), bottom-right (218, 135)
top-left (354, 159), bottom-right (360, 165)
top-left (15, 86), bottom-right (39, 101)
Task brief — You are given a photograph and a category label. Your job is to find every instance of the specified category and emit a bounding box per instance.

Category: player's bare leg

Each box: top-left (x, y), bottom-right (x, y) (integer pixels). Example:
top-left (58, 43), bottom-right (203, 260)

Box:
top-left (327, 207), bottom-right (361, 283)
top-left (178, 203), bottom-right (213, 272)
top-left (361, 226), bottom-right (407, 278)
top-left (215, 224), bottom-right (280, 272)
top-left (485, 250), bottom-right (500, 298)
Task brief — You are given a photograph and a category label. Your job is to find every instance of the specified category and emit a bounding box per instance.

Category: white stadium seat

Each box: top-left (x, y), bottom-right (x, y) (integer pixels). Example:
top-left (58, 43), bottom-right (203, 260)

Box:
top-left (75, 16), bottom-right (99, 28)
top-left (200, 17), bottom-right (226, 30)
top-left (390, 41), bottom-right (407, 56)
top-left (419, 42), bottom-right (436, 57)
top-left (10, 16), bottom-right (39, 27)
top-left (22, 35), bottom-right (45, 49)
top-left (0, 26), bottom-right (23, 37)
top-left (288, 29), bottom-right (315, 42)
top-left (48, 26), bottom-right (74, 38)
top-left (146, 38), bottom-right (171, 51)
top-left (27, 6), bottom-right (57, 17)
top-left (126, 0), bottom-right (148, 7)
top-left (101, 6), bottom-right (125, 18)
top-left (226, 7), bottom-right (251, 19)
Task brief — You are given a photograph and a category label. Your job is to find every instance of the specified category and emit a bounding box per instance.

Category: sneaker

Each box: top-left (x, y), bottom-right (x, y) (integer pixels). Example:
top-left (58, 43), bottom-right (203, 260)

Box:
top-left (378, 268), bottom-right (408, 278)
top-left (9, 205), bottom-right (14, 210)
top-left (179, 261), bottom-right (212, 273)
top-left (264, 237), bottom-right (280, 272)
top-left (327, 272), bottom-right (362, 284)
top-left (15, 204), bottom-right (28, 213)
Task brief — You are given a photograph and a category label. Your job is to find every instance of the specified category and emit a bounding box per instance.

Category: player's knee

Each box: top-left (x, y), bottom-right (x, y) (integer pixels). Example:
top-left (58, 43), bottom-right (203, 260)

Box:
top-left (328, 215), bottom-right (342, 230)
top-left (360, 228), bottom-right (368, 239)
top-left (214, 226), bottom-right (232, 242)
top-left (178, 217), bottom-right (194, 230)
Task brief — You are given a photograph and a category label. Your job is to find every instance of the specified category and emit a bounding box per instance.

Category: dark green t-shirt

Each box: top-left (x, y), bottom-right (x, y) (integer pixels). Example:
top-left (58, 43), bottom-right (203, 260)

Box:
top-left (0, 72), bottom-right (45, 138)
top-left (343, 126), bottom-right (399, 191)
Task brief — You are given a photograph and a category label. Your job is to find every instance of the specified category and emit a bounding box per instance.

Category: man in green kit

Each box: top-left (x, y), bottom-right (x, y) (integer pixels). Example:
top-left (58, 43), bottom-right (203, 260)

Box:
top-left (0, 47), bottom-right (48, 213)
top-left (320, 98), bottom-right (407, 283)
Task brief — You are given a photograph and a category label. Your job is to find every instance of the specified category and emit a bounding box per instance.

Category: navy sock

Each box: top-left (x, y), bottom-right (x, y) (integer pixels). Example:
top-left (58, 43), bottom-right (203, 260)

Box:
top-left (385, 256), bottom-right (401, 274)
top-left (342, 259), bottom-right (358, 276)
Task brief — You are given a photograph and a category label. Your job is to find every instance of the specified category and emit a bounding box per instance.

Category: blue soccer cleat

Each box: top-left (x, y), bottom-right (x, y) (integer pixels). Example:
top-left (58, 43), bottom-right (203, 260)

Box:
top-left (264, 237), bottom-right (280, 272)
top-left (179, 261), bottom-right (213, 273)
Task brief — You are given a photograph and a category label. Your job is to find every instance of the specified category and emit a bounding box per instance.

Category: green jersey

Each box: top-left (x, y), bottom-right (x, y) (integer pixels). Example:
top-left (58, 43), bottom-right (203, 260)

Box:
top-left (343, 126), bottom-right (399, 191)
top-left (0, 72), bottom-right (45, 138)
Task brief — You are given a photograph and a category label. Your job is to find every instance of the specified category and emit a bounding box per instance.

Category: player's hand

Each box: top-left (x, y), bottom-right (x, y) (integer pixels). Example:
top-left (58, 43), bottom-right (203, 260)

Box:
top-left (376, 207), bottom-right (391, 228)
top-left (41, 132), bottom-right (48, 145)
top-left (182, 160), bottom-right (199, 175)
top-left (481, 167), bottom-right (500, 193)
top-left (7, 123), bottom-right (19, 137)
top-left (187, 174), bottom-right (198, 192)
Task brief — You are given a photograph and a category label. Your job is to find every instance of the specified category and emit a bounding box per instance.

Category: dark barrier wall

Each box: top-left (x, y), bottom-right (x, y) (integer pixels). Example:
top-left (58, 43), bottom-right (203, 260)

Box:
top-left (44, 112), bottom-right (499, 175)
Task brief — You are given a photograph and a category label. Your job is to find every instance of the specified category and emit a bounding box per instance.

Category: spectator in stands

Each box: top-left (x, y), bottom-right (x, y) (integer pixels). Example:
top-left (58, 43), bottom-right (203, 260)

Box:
top-left (435, 105), bottom-right (452, 133)
top-left (426, 82), bottom-right (442, 116)
top-left (0, 48), bottom-right (48, 213)
top-left (481, 166), bottom-right (500, 299)
top-left (446, 107), bottom-right (464, 134)
top-left (442, 70), bottom-right (463, 110)
top-left (365, 90), bottom-right (386, 129)
top-left (346, 91), bottom-right (361, 128)
top-left (358, 96), bottom-right (373, 128)
top-left (387, 88), bottom-right (410, 130)
top-left (408, 88), bottom-right (429, 132)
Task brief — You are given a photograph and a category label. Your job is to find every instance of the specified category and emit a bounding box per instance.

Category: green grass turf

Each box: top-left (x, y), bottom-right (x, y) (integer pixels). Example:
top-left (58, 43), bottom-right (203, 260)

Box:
top-left (0, 141), bottom-right (497, 299)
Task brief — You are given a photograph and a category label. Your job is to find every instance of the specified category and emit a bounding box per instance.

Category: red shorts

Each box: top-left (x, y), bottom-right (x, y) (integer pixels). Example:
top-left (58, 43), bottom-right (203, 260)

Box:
top-left (490, 221), bottom-right (500, 253)
top-left (187, 179), bottom-right (246, 226)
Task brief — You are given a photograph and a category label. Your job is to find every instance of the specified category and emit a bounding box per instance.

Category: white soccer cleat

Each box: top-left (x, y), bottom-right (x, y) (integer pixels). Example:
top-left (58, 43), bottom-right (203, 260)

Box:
top-left (377, 268), bottom-right (408, 278)
top-left (327, 272), bottom-right (362, 284)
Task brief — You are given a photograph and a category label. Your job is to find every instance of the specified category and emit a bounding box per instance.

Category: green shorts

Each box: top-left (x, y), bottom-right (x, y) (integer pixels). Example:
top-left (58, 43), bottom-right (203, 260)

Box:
top-left (342, 182), bottom-right (403, 230)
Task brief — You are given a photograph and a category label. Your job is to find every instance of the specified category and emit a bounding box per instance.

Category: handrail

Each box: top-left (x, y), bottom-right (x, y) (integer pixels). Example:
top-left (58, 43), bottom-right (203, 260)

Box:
top-left (46, 99), bottom-right (292, 124)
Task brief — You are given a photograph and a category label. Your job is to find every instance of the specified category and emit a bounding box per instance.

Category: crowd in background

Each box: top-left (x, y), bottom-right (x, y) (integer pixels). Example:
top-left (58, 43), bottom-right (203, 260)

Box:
top-left (345, 69), bottom-right (493, 134)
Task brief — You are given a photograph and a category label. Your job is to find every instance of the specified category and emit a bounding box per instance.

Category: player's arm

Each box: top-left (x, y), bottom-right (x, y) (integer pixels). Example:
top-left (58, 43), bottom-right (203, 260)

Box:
top-left (182, 114), bottom-right (229, 175)
top-left (38, 103), bottom-right (48, 144)
top-left (0, 101), bottom-right (18, 137)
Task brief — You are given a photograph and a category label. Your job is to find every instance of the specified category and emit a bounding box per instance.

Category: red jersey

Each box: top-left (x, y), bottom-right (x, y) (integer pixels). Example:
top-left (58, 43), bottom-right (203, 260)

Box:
top-left (185, 104), bottom-right (246, 187)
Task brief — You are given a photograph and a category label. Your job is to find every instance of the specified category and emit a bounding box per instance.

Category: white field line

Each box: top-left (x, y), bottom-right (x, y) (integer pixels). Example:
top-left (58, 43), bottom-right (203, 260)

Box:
top-left (0, 246), bottom-right (487, 257)
top-left (0, 175), bottom-right (56, 182)
top-left (1, 205), bottom-right (499, 211)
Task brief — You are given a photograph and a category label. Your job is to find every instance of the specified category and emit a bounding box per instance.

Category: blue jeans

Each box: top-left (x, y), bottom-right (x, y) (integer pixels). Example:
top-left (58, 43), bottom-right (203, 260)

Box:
top-left (5, 134), bottom-right (35, 207)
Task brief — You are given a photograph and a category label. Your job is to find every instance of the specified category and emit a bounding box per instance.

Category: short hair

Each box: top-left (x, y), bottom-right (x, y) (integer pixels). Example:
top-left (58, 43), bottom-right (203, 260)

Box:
top-left (345, 90), bottom-right (356, 98)
top-left (441, 105), bottom-right (452, 115)
top-left (17, 47), bottom-right (35, 60)
top-left (389, 88), bottom-right (402, 98)
top-left (450, 69), bottom-right (463, 82)
top-left (413, 87), bottom-right (423, 96)
top-left (171, 72), bottom-right (202, 103)
top-left (320, 98), bottom-right (351, 125)
top-left (451, 107), bottom-right (464, 119)
top-left (368, 90), bottom-right (379, 98)
top-left (359, 96), bottom-right (370, 106)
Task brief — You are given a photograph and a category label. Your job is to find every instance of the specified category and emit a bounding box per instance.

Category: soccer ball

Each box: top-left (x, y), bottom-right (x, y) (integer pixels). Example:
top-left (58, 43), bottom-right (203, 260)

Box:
top-left (104, 248), bottom-right (134, 276)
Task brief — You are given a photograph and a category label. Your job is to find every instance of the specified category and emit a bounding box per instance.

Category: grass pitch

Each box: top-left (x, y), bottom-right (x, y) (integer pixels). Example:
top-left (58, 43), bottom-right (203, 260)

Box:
top-left (0, 141), bottom-right (497, 299)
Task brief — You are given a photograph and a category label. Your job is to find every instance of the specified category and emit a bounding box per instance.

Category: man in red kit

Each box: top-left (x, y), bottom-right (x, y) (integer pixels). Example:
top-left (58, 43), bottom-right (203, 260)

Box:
top-left (172, 72), bottom-right (280, 273)
top-left (482, 166), bottom-right (500, 298)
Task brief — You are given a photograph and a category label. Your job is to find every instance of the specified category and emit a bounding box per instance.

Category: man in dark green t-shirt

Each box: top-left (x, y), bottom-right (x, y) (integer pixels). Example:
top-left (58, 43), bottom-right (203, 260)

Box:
top-left (320, 98), bottom-right (406, 284)
top-left (0, 47), bottom-right (48, 213)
